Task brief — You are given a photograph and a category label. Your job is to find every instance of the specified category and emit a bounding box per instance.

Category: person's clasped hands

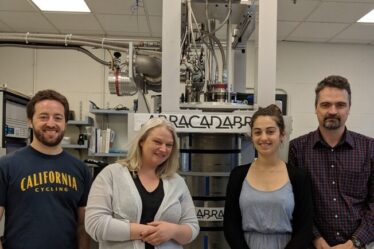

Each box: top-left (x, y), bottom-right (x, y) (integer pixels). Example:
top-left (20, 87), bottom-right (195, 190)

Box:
top-left (140, 221), bottom-right (178, 246)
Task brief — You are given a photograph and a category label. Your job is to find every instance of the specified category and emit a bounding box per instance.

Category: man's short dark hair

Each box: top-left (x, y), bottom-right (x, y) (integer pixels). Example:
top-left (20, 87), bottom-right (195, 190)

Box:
top-left (27, 89), bottom-right (70, 122)
top-left (315, 75), bottom-right (351, 107)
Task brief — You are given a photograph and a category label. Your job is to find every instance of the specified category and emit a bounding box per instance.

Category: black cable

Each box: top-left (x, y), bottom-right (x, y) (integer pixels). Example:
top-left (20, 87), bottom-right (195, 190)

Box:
top-left (140, 90), bottom-right (150, 113)
top-left (0, 43), bottom-right (111, 66)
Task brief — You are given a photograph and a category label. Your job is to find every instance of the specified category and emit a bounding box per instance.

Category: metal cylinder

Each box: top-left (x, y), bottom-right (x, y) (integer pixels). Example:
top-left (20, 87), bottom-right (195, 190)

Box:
top-left (205, 83), bottom-right (228, 102)
top-left (108, 70), bottom-right (137, 96)
top-left (180, 133), bottom-right (240, 249)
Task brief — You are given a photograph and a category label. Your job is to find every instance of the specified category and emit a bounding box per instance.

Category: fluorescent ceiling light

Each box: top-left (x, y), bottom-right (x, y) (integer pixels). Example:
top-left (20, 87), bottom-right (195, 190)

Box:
top-left (358, 9), bottom-right (374, 23)
top-left (31, 0), bottom-right (91, 12)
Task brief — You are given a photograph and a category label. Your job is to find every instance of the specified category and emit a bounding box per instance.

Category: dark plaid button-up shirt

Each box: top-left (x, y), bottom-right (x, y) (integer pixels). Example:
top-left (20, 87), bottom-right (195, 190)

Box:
top-left (288, 128), bottom-right (374, 246)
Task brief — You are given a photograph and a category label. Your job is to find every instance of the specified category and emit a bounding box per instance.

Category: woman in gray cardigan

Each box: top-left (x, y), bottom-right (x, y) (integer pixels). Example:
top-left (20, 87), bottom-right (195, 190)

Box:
top-left (85, 117), bottom-right (199, 249)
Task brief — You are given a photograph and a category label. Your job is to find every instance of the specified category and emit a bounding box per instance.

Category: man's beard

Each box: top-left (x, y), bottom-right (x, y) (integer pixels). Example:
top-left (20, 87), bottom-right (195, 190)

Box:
top-left (323, 116), bottom-right (341, 130)
top-left (34, 127), bottom-right (64, 147)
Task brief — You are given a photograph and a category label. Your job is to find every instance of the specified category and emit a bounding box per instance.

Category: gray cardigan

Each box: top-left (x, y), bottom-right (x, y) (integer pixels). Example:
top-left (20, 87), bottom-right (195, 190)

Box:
top-left (85, 163), bottom-right (199, 249)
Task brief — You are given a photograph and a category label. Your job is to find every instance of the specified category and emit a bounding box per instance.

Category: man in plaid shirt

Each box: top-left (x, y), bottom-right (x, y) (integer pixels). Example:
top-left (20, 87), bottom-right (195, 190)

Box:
top-left (289, 75), bottom-right (373, 249)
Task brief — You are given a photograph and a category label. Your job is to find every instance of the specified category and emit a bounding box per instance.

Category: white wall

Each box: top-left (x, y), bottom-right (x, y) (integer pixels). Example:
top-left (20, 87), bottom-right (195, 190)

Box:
top-left (0, 47), bottom-right (137, 119)
top-left (246, 41), bottom-right (374, 139)
top-left (1, 41), bottom-right (374, 139)
top-left (280, 41), bottom-right (374, 139)
top-left (0, 47), bottom-right (35, 95)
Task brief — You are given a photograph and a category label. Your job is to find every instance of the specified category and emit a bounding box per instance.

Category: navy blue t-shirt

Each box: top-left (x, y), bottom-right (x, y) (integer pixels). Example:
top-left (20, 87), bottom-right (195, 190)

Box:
top-left (0, 146), bottom-right (92, 249)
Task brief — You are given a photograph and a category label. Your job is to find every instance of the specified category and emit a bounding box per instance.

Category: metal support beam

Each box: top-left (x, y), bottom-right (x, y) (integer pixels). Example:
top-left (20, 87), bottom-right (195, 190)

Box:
top-left (162, 0), bottom-right (181, 112)
top-left (255, 0), bottom-right (277, 107)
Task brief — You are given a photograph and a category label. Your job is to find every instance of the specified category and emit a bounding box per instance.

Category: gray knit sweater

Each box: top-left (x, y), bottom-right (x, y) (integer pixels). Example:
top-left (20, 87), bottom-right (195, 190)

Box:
top-left (85, 163), bottom-right (199, 249)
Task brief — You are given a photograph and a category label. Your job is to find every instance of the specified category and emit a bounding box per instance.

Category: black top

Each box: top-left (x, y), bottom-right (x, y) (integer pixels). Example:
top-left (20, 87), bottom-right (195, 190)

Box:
top-left (133, 176), bottom-right (164, 249)
top-left (223, 163), bottom-right (313, 249)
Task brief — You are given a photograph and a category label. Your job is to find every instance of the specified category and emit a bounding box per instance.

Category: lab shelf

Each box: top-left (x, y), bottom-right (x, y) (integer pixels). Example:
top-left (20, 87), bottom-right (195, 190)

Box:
top-left (67, 117), bottom-right (94, 126)
top-left (89, 105), bottom-right (129, 158)
top-left (89, 107), bottom-right (133, 115)
top-left (88, 152), bottom-right (127, 157)
top-left (62, 143), bottom-right (88, 149)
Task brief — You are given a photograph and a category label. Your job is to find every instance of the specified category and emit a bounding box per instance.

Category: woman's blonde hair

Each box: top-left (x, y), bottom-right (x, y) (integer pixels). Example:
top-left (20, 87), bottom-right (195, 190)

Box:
top-left (118, 117), bottom-right (179, 178)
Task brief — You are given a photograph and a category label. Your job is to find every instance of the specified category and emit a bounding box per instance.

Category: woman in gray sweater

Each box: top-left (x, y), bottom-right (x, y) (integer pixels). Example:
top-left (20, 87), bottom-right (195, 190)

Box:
top-left (85, 117), bottom-right (199, 249)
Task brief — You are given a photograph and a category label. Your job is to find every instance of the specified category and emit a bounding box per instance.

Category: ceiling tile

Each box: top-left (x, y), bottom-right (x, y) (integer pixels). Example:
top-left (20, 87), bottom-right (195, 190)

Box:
top-left (86, 0), bottom-right (145, 15)
top-left (0, 11), bottom-right (58, 33)
top-left (0, 0), bottom-right (372, 45)
top-left (278, 0), bottom-right (320, 22)
top-left (331, 38), bottom-right (372, 44)
top-left (277, 21), bottom-right (300, 40)
top-left (96, 14), bottom-right (149, 34)
top-left (307, 2), bottom-right (374, 23)
top-left (288, 22), bottom-right (349, 40)
top-left (0, 0), bottom-right (37, 11)
top-left (331, 23), bottom-right (374, 42)
top-left (44, 13), bottom-right (103, 33)
top-left (285, 36), bottom-right (331, 42)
